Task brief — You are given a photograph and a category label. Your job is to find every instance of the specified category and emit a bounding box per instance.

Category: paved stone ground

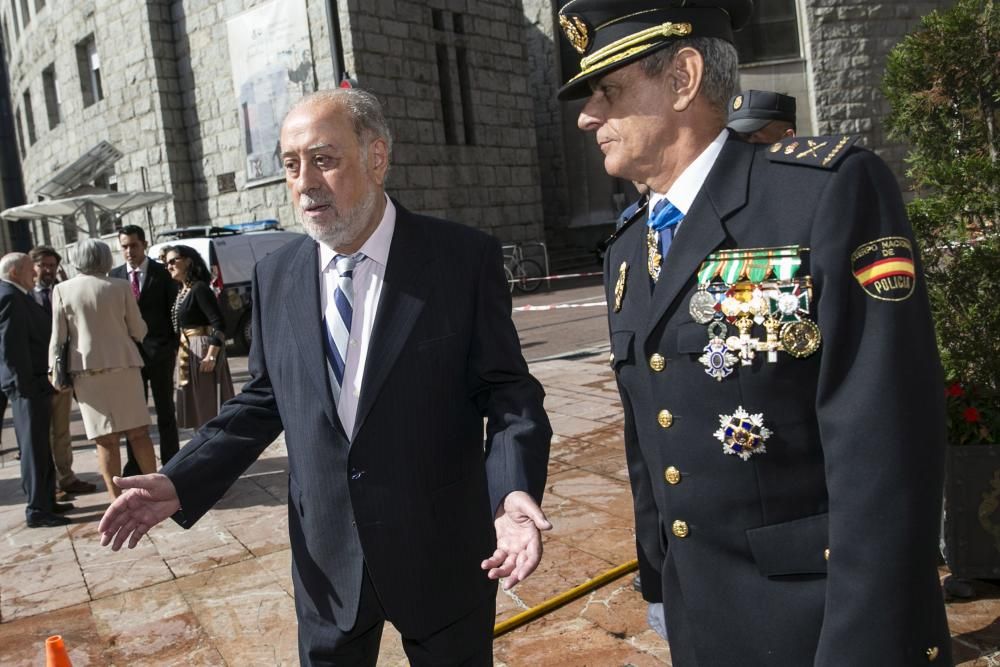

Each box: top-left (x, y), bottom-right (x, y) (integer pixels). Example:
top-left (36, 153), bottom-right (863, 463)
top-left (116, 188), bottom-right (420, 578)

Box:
top-left (1, 354), bottom-right (998, 665)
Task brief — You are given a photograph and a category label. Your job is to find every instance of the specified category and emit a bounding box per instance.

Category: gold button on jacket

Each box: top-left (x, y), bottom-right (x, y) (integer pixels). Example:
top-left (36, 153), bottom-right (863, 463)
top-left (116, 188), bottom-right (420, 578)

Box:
top-left (664, 466), bottom-right (681, 484)
top-left (672, 520), bottom-right (689, 538)
top-left (657, 410), bottom-right (673, 428)
top-left (649, 353), bottom-right (665, 371)
top-left (926, 646), bottom-right (939, 661)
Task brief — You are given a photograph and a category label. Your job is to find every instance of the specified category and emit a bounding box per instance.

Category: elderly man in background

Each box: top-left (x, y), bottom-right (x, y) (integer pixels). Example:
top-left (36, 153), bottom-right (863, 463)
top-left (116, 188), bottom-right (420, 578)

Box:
top-left (558, 0), bottom-right (951, 663)
top-left (99, 88), bottom-right (551, 666)
top-left (30, 245), bottom-right (97, 499)
top-left (0, 253), bottom-right (69, 527)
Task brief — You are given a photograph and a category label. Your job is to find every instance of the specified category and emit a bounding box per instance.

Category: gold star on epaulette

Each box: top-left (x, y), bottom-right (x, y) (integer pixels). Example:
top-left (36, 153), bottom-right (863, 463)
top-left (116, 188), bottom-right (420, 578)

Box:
top-left (765, 135), bottom-right (860, 170)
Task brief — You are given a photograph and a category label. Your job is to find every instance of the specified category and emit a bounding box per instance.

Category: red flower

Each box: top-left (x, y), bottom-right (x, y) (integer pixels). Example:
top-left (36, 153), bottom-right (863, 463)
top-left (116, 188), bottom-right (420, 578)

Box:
top-left (946, 383), bottom-right (965, 397)
top-left (964, 407), bottom-right (981, 423)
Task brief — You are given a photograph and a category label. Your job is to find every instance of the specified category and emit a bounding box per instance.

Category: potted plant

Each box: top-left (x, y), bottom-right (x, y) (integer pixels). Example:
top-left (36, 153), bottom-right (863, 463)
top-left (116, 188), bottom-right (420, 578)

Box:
top-left (883, 0), bottom-right (1000, 583)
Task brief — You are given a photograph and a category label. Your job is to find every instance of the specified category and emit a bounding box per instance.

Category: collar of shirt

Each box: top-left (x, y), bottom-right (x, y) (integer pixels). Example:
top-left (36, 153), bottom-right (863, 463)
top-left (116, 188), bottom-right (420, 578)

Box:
top-left (129, 256), bottom-right (149, 277)
top-left (648, 129), bottom-right (729, 217)
top-left (0, 278), bottom-right (28, 295)
top-left (318, 194), bottom-right (396, 274)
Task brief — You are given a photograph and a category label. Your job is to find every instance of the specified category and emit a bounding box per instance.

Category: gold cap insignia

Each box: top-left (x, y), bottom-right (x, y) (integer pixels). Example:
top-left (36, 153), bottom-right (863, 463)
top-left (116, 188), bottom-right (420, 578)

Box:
top-left (733, 95), bottom-right (743, 110)
top-left (559, 15), bottom-right (590, 54)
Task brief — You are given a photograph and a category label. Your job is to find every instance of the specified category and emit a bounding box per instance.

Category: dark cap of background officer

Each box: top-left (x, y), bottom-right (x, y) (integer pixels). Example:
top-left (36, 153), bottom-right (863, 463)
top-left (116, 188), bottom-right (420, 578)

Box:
top-left (727, 89), bottom-right (796, 133)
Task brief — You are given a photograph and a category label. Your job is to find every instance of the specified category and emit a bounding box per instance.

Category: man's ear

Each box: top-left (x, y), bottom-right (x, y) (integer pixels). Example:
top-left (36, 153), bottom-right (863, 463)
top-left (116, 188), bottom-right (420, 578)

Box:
top-left (670, 47), bottom-right (704, 112)
top-left (368, 138), bottom-right (390, 185)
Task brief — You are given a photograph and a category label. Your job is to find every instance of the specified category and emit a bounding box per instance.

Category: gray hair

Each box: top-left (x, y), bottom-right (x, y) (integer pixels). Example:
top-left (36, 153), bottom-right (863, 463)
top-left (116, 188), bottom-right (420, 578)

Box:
top-left (639, 37), bottom-right (740, 116)
top-left (0, 252), bottom-right (27, 280)
top-left (287, 88), bottom-right (394, 164)
top-left (73, 239), bottom-right (113, 275)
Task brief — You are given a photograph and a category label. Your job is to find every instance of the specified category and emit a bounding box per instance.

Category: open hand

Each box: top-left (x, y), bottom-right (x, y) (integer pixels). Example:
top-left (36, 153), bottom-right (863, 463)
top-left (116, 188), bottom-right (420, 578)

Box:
top-left (481, 490), bottom-right (552, 590)
top-left (98, 473), bottom-right (181, 550)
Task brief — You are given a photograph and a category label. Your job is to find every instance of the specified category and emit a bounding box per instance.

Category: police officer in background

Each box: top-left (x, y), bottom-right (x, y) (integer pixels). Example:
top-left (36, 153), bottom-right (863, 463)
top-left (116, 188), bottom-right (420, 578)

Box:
top-left (557, 0), bottom-right (950, 664)
top-left (727, 89), bottom-right (797, 144)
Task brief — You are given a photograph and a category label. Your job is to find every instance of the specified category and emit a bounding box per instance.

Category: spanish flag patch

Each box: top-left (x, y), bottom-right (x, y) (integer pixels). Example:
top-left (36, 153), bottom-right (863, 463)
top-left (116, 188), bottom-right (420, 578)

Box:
top-left (850, 237), bottom-right (916, 301)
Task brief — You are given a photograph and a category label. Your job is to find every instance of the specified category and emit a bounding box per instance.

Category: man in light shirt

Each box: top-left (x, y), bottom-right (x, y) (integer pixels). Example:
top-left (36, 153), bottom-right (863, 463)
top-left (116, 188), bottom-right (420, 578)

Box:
top-left (99, 88), bottom-right (551, 666)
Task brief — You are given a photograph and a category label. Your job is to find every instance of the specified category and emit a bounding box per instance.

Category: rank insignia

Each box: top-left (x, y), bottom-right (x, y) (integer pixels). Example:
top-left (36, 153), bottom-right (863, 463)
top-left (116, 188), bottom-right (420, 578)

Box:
top-left (614, 261), bottom-right (627, 312)
top-left (714, 407), bottom-right (771, 461)
top-left (559, 15), bottom-right (590, 54)
top-left (766, 135), bottom-right (859, 169)
top-left (850, 236), bottom-right (916, 301)
top-left (699, 338), bottom-right (737, 382)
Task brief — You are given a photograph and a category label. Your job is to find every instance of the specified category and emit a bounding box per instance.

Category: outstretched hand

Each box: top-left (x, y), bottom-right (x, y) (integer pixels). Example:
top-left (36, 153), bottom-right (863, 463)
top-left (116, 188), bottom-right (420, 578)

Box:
top-left (98, 474), bottom-right (181, 551)
top-left (481, 490), bottom-right (552, 590)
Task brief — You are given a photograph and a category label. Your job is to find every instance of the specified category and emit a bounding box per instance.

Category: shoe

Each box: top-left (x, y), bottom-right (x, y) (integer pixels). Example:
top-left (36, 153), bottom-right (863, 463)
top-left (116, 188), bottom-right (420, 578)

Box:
top-left (55, 489), bottom-right (73, 502)
top-left (26, 513), bottom-right (71, 528)
top-left (62, 479), bottom-right (98, 494)
top-left (633, 574), bottom-right (642, 593)
top-left (53, 502), bottom-right (75, 514)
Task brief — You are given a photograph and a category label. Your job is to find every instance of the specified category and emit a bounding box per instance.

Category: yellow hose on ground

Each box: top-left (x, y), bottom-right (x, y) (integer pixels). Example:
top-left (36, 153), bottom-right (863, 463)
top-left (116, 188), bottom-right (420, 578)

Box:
top-left (493, 559), bottom-right (639, 637)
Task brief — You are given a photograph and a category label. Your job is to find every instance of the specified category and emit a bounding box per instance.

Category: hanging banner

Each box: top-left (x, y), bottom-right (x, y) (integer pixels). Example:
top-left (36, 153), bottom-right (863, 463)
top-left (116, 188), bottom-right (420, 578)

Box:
top-left (227, 0), bottom-right (316, 186)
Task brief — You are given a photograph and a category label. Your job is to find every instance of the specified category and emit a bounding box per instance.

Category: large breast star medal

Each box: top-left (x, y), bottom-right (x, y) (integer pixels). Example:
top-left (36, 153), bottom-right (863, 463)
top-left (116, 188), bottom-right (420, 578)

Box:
top-left (714, 407), bottom-right (771, 461)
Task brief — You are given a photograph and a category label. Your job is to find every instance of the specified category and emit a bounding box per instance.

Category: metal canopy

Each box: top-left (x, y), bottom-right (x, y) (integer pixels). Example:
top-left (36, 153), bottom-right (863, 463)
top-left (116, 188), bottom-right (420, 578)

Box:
top-left (1, 190), bottom-right (173, 234)
top-left (36, 141), bottom-right (124, 199)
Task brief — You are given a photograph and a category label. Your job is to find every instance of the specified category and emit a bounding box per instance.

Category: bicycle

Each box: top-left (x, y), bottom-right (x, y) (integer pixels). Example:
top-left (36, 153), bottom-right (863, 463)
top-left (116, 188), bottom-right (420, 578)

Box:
top-left (502, 243), bottom-right (545, 294)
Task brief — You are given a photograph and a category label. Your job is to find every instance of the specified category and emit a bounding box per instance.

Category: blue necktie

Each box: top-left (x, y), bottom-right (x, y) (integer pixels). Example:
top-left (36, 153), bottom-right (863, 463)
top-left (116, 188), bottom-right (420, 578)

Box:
top-left (648, 198), bottom-right (684, 259)
top-left (322, 253), bottom-right (364, 403)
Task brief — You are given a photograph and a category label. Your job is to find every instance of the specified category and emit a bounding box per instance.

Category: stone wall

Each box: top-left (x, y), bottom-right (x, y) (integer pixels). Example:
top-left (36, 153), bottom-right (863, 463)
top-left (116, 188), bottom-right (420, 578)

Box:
top-left (804, 0), bottom-right (952, 181)
top-left (3, 0), bottom-right (546, 248)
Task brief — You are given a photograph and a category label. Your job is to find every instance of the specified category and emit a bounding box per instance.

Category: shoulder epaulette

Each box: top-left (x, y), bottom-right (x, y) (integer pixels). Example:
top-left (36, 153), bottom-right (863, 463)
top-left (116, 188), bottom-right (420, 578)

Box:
top-left (606, 194), bottom-right (648, 247)
top-left (765, 135), bottom-right (859, 170)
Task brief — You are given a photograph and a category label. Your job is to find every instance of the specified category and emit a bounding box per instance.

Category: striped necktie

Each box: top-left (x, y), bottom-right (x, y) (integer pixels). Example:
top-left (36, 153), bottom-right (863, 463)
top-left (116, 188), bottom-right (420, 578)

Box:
top-left (323, 253), bottom-right (364, 404)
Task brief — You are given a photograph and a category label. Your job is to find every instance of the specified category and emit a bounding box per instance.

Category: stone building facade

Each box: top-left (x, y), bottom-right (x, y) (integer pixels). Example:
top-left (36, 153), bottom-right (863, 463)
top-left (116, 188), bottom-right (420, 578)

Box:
top-left (1, 0), bottom-right (546, 251)
top-left (1, 0), bottom-right (953, 258)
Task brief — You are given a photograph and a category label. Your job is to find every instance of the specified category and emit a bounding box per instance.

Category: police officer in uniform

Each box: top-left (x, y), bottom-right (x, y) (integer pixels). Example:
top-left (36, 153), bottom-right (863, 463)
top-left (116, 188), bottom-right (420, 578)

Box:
top-left (727, 89), bottom-right (797, 144)
top-left (557, 1), bottom-right (951, 664)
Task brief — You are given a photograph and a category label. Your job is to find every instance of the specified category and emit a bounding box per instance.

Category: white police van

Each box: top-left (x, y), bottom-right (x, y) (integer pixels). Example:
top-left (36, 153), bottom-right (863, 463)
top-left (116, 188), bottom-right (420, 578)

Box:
top-left (150, 221), bottom-right (304, 353)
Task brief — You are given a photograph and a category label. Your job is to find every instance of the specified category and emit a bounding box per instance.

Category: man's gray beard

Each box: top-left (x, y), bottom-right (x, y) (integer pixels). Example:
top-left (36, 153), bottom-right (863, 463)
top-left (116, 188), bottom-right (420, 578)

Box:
top-left (298, 188), bottom-right (379, 249)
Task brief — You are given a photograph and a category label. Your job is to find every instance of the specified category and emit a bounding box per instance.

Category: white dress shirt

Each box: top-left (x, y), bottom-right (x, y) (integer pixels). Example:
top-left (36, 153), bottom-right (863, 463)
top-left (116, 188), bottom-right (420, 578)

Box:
top-left (648, 129), bottom-right (729, 228)
top-left (127, 257), bottom-right (149, 295)
top-left (318, 195), bottom-right (396, 439)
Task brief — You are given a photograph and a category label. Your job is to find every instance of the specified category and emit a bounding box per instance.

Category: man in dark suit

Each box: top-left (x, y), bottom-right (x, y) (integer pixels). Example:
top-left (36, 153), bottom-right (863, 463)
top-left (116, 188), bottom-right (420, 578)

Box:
top-left (559, 0), bottom-right (950, 664)
top-left (0, 253), bottom-right (69, 528)
top-left (99, 88), bottom-right (552, 665)
top-left (111, 224), bottom-right (180, 472)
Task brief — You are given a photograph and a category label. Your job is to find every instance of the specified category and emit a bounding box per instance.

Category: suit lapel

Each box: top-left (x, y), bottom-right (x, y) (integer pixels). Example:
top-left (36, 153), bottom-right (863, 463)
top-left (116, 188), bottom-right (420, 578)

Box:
top-left (645, 137), bottom-right (752, 336)
top-left (283, 238), bottom-right (342, 430)
top-left (352, 203), bottom-right (432, 439)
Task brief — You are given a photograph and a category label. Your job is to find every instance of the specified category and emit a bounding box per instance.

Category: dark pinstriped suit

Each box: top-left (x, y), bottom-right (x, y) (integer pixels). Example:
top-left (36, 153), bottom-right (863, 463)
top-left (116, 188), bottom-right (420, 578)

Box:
top-left (159, 201), bottom-right (550, 659)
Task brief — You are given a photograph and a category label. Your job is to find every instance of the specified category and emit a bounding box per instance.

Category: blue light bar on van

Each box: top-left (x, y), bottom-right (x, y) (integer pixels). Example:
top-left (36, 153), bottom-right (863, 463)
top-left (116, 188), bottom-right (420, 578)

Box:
top-left (223, 220), bottom-right (281, 232)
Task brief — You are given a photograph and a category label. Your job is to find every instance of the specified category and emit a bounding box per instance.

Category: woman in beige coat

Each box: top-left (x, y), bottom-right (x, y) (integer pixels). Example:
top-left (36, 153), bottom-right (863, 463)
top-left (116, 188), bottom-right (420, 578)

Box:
top-left (49, 239), bottom-right (157, 500)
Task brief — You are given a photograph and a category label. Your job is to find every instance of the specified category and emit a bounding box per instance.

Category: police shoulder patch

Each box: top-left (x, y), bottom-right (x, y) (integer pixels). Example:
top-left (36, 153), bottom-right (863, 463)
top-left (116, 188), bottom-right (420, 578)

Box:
top-left (766, 135), bottom-right (859, 170)
top-left (850, 236), bottom-right (916, 301)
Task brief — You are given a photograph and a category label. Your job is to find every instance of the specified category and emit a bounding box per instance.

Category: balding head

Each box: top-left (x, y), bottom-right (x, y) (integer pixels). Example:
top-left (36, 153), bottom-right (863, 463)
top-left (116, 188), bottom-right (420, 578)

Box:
top-left (1, 253), bottom-right (35, 291)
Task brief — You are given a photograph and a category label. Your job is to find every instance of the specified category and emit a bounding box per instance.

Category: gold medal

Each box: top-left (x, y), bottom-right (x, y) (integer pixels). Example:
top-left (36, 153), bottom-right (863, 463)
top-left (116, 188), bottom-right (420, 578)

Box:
top-left (614, 261), bottom-right (627, 312)
top-left (780, 320), bottom-right (822, 358)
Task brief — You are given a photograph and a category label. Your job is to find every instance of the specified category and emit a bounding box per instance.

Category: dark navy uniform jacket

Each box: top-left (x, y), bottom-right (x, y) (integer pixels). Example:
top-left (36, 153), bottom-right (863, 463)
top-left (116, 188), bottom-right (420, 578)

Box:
top-left (605, 134), bottom-right (951, 665)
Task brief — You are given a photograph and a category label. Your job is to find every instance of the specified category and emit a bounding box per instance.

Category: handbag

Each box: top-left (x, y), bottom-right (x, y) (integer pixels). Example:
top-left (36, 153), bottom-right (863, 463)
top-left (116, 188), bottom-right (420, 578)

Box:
top-left (53, 339), bottom-right (72, 388)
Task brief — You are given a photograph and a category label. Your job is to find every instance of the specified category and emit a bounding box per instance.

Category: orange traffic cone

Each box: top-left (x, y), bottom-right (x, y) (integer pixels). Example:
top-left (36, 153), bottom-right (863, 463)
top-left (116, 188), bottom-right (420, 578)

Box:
top-left (45, 635), bottom-right (72, 667)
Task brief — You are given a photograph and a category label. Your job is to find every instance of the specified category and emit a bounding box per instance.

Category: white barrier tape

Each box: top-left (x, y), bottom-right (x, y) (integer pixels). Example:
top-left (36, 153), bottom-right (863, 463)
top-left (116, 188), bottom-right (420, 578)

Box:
top-left (507, 270), bottom-right (603, 284)
top-left (513, 301), bottom-right (608, 312)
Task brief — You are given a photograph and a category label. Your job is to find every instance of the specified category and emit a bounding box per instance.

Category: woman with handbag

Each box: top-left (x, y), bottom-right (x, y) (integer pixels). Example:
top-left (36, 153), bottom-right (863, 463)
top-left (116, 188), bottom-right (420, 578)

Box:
top-left (162, 245), bottom-right (234, 429)
top-left (49, 239), bottom-right (158, 500)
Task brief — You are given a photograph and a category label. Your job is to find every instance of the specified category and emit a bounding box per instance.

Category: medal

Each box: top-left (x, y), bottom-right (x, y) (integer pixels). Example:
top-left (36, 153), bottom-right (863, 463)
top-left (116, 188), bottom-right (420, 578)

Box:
top-left (614, 261), bottom-right (627, 312)
top-left (647, 228), bottom-right (661, 282)
top-left (780, 320), bottom-right (822, 358)
top-left (714, 406), bottom-right (771, 461)
top-left (727, 316), bottom-right (760, 366)
top-left (761, 317), bottom-right (781, 363)
top-left (689, 288), bottom-right (717, 324)
top-left (706, 320), bottom-right (728, 340)
top-left (699, 337), bottom-right (738, 382)
top-left (768, 282), bottom-right (810, 322)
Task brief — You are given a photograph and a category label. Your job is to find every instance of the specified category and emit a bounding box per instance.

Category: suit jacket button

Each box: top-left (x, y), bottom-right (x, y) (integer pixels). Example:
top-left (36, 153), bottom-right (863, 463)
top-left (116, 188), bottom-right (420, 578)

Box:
top-left (609, 352), bottom-right (615, 366)
top-left (649, 353), bottom-right (665, 372)
top-left (926, 646), bottom-right (939, 661)
top-left (657, 410), bottom-right (673, 428)
top-left (664, 466), bottom-right (681, 485)
top-left (824, 548), bottom-right (830, 561)
top-left (672, 520), bottom-right (689, 538)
